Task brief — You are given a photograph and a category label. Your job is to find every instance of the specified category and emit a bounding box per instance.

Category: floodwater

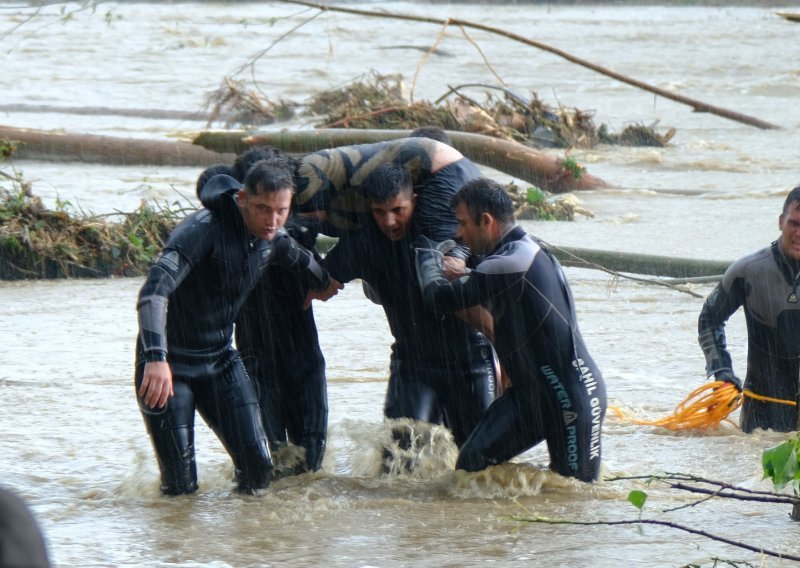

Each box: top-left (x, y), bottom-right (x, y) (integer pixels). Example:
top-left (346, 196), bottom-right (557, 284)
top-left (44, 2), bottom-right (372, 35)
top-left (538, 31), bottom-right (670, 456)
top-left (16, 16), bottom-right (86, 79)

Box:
top-left (1, 2), bottom-right (800, 566)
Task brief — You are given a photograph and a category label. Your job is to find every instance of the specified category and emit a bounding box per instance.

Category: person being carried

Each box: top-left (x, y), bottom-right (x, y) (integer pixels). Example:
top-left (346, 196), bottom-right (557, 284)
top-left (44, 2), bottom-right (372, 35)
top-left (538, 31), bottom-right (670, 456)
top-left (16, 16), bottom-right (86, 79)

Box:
top-left (135, 157), bottom-right (340, 495)
top-left (415, 177), bottom-right (606, 482)
top-left (698, 185), bottom-right (800, 432)
top-left (311, 163), bottom-right (497, 452)
top-left (231, 146), bottom-right (330, 475)
top-left (293, 135), bottom-right (479, 244)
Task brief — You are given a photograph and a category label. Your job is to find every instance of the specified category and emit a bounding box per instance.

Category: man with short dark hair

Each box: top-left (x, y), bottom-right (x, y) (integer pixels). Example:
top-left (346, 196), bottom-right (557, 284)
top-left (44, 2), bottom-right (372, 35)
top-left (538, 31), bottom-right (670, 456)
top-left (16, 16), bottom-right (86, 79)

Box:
top-left (135, 156), bottom-right (340, 495)
top-left (415, 177), bottom-right (606, 481)
top-left (698, 185), bottom-right (800, 432)
top-left (317, 163), bottom-right (496, 449)
top-left (231, 146), bottom-right (330, 475)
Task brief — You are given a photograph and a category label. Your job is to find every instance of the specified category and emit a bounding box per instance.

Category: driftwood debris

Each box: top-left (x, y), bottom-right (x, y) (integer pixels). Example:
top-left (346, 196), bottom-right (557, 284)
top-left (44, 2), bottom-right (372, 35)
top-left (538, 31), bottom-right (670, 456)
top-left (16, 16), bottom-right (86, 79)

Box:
top-left (0, 124), bottom-right (606, 195)
top-left (777, 12), bottom-right (800, 23)
top-left (278, 0), bottom-right (780, 131)
top-left (548, 245), bottom-right (731, 279)
top-left (193, 128), bottom-right (610, 194)
top-left (0, 125), bottom-right (234, 167)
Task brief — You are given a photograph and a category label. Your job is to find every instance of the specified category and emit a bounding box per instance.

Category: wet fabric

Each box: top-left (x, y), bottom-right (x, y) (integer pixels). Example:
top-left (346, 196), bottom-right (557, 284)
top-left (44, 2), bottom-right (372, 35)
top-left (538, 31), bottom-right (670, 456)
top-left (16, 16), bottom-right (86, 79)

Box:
top-left (417, 226), bottom-right (606, 481)
top-left (699, 241), bottom-right (800, 432)
top-left (235, 244), bottom-right (328, 472)
top-left (135, 348), bottom-right (272, 495)
top-left (325, 223), bottom-right (495, 447)
top-left (135, 175), bottom-right (331, 492)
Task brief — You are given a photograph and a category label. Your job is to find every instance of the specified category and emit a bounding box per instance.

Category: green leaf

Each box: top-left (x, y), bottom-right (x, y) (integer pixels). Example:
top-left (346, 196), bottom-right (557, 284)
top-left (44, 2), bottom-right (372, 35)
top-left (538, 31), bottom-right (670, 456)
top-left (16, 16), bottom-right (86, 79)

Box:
top-left (762, 436), bottom-right (800, 491)
top-left (526, 186), bottom-right (546, 205)
top-left (627, 489), bottom-right (647, 510)
top-left (128, 233), bottom-right (143, 247)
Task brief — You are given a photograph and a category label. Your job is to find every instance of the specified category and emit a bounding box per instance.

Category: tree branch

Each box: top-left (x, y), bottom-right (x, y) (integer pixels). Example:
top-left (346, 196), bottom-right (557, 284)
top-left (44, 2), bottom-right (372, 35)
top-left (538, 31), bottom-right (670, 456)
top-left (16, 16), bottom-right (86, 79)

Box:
top-left (277, 0), bottom-right (780, 130)
top-left (511, 515), bottom-right (800, 562)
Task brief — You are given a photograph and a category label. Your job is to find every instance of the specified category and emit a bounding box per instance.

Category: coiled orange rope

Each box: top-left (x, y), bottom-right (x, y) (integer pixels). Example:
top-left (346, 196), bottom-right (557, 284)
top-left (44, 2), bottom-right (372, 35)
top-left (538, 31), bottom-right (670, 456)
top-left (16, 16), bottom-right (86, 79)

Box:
top-left (610, 381), bottom-right (796, 431)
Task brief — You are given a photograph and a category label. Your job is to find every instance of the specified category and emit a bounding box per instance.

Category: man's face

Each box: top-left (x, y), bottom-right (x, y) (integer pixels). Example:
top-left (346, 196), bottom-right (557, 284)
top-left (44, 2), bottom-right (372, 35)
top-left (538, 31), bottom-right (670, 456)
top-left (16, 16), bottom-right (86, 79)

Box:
top-left (779, 203), bottom-right (800, 260)
top-left (370, 189), bottom-right (416, 241)
top-left (454, 202), bottom-right (493, 255)
top-left (238, 187), bottom-right (293, 240)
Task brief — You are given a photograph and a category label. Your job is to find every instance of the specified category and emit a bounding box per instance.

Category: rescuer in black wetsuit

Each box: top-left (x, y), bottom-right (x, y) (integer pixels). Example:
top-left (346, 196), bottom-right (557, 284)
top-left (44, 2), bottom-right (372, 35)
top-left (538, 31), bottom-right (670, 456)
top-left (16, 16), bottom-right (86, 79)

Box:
top-left (135, 158), bottom-right (339, 495)
top-left (314, 164), bottom-right (496, 448)
top-left (230, 147), bottom-right (329, 474)
top-left (415, 178), bottom-right (606, 482)
top-left (698, 185), bottom-right (800, 433)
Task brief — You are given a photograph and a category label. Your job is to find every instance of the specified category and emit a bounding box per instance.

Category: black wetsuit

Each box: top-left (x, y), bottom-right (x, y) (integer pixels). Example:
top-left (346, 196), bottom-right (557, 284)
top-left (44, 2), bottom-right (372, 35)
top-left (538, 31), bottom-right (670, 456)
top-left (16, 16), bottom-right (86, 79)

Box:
top-left (417, 226), bottom-right (606, 481)
top-left (232, 138), bottom-right (477, 468)
top-left (292, 137), bottom-right (494, 445)
top-left (699, 241), bottom-right (800, 432)
top-left (235, 218), bottom-right (328, 472)
top-left (324, 222), bottom-right (496, 447)
top-left (135, 174), bottom-right (331, 495)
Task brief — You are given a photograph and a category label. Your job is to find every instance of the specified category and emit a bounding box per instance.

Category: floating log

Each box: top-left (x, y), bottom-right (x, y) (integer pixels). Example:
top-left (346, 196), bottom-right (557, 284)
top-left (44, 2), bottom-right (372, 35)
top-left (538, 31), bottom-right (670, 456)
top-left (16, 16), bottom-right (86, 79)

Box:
top-left (544, 245), bottom-right (731, 279)
top-left (316, 236), bottom-right (729, 279)
top-left (0, 125), bottom-right (234, 167)
top-left (777, 12), bottom-right (800, 23)
top-left (0, 104), bottom-right (217, 122)
top-left (192, 128), bottom-right (611, 194)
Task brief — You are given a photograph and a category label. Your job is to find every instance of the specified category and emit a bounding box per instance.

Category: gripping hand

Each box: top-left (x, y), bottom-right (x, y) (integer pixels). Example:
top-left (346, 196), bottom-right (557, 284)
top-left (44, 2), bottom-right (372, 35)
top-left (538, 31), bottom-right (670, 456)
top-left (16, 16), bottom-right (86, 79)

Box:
top-left (714, 369), bottom-right (742, 391)
top-left (413, 235), bottom-right (447, 292)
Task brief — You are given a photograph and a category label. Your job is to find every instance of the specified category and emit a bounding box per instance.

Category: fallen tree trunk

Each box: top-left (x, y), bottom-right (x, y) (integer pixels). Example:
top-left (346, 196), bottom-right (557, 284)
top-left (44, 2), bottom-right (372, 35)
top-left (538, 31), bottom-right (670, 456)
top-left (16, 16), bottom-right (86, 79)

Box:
top-left (545, 245), bottom-right (731, 279)
top-left (193, 128), bottom-right (611, 193)
top-left (1, 125), bottom-right (608, 194)
top-left (0, 125), bottom-right (234, 167)
top-left (315, 236), bottom-right (729, 279)
top-left (0, 104), bottom-right (217, 122)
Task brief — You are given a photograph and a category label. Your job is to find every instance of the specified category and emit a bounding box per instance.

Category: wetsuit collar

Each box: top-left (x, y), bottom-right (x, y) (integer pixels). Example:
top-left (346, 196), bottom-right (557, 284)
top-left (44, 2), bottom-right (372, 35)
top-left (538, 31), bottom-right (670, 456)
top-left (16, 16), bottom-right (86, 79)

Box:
top-left (771, 240), bottom-right (800, 301)
top-left (493, 224), bottom-right (526, 252)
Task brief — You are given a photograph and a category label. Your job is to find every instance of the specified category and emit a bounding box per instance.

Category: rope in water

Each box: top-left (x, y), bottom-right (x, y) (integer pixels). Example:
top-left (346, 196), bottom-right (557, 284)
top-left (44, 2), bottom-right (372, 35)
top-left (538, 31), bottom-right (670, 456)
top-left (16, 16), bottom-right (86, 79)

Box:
top-left (610, 381), bottom-right (796, 431)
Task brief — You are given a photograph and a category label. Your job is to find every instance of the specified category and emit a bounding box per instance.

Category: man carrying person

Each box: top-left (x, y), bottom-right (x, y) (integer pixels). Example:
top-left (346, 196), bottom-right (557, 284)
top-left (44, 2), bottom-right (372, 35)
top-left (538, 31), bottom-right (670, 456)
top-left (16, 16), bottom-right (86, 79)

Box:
top-left (135, 155), bottom-right (340, 495)
top-left (415, 177), bottom-right (606, 482)
top-left (231, 147), bottom-right (330, 475)
top-left (310, 163), bottom-right (497, 453)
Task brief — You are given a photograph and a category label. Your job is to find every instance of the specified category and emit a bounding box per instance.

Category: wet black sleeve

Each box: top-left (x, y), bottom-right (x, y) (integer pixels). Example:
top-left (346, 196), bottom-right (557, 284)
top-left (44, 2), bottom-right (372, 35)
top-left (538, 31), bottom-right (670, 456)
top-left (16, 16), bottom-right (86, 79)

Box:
top-left (698, 264), bottom-right (748, 377)
top-left (270, 232), bottom-right (332, 291)
top-left (322, 234), bottom-right (365, 285)
top-left (416, 248), bottom-right (499, 314)
top-left (136, 213), bottom-right (216, 361)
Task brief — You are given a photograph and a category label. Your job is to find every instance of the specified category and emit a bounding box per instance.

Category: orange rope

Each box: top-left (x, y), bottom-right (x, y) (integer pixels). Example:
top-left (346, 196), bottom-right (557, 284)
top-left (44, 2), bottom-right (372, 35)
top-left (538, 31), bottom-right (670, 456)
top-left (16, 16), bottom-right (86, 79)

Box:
top-left (610, 382), bottom-right (797, 431)
top-left (743, 389), bottom-right (797, 406)
top-left (609, 382), bottom-right (741, 431)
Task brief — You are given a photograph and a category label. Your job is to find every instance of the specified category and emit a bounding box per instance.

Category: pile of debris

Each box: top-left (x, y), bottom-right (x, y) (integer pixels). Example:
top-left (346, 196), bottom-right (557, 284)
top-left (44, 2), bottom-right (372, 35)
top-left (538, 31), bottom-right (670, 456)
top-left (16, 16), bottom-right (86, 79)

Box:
top-left (0, 178), bottom-right (177, 280)
top-left (205, 71), bottom-right (674, 149)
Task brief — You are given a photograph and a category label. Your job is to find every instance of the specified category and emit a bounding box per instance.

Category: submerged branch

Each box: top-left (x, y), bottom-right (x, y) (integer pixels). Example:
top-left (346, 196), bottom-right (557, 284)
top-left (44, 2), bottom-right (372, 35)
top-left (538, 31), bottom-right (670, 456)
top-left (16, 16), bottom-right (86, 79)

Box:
top-left (511, 515), bottom-right (800, 562)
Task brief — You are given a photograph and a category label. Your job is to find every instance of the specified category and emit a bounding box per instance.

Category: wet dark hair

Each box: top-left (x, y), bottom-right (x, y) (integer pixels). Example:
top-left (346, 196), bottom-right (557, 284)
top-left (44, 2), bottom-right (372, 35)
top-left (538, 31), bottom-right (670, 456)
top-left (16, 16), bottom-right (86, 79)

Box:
top-left (452, 178), bottom-right (515, 225)
top-left (243, 157), bottom-right (295, 195)
top-left (410, 126), bottom-right (452, 146)
top-left (233, 145), bottom-right (298, 183)
top-left (195, 163), bottom-right (235, 199)
top-left (359, 163), bottom-right (412, 204)
top-left (781, 185), bottom-right (800, 216)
